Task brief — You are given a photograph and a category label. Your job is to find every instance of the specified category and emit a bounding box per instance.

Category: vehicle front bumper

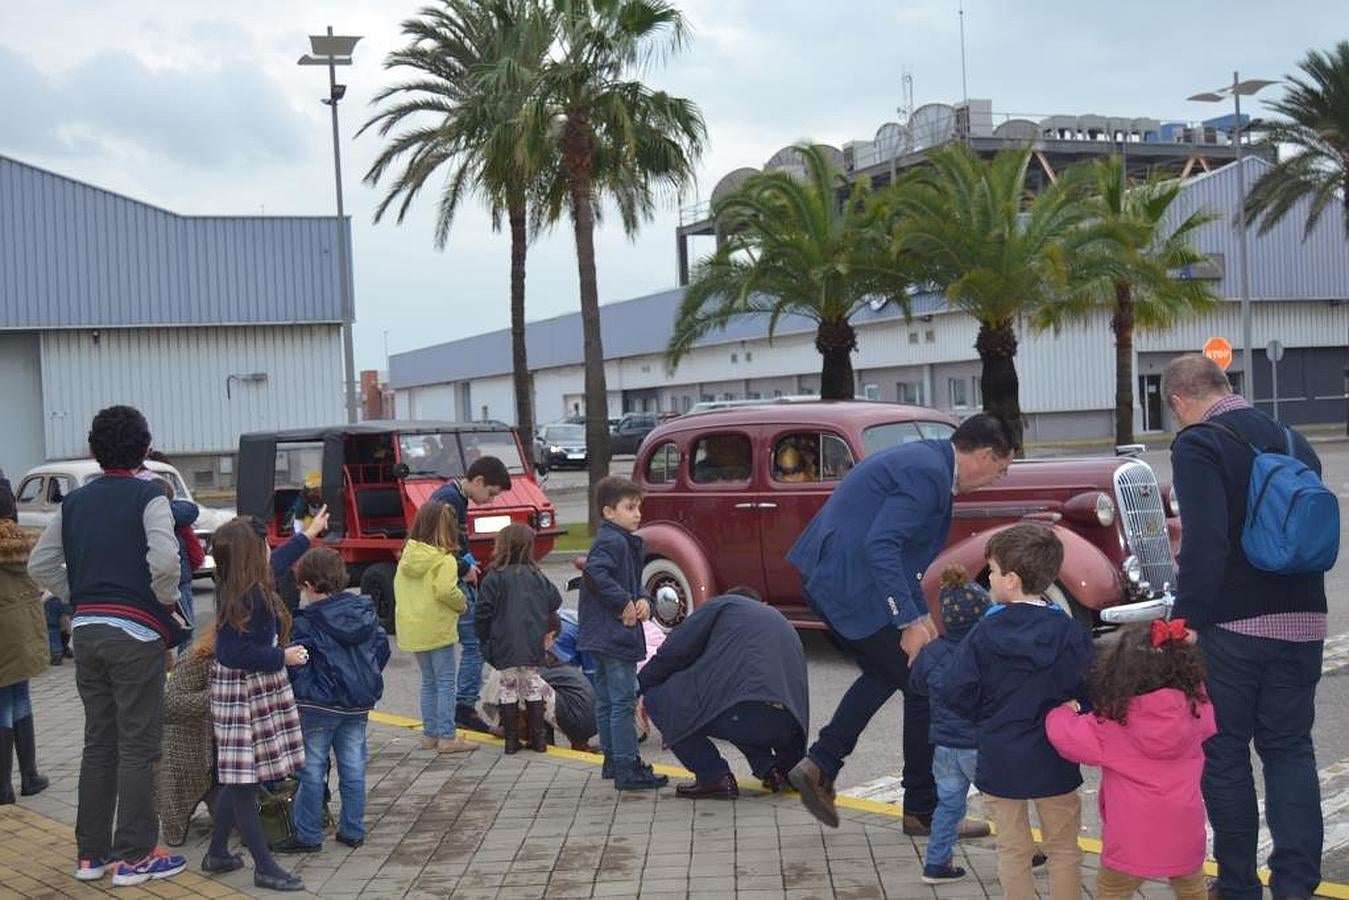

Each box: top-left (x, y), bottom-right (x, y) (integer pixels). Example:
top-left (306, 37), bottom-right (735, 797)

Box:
top-left (1100, 590), bottom-right (1175, 624)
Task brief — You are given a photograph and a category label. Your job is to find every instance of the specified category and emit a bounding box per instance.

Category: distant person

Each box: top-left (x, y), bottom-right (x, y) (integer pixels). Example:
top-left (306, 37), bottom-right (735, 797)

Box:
top-left (429, 456), bottom-right (512, 733)
top-left (638, 586), bottom-right (807, 799)
top-left (28, 405), bottom-right (188, 887)
top-left (1163, 353), bottom-right (1330, 900)
top-left (578, 477), bottom-right (666, 791)
top-left (394, 501), bottom-right (474, 754)
top-left (785, 413), bottom-right (1015, 835)
top-left (475, 524), bottom-right (562, 754)
top-left (0, 482), bottom-right (50, 804)
top-left (1047, 620), bottom-right (1216, 900)
top-left (278, 547), bottom-right (391, 854)
top-left (943, 524), bottom-right (1093, 900)
top-left (288, 473), bottom-right (324, 535)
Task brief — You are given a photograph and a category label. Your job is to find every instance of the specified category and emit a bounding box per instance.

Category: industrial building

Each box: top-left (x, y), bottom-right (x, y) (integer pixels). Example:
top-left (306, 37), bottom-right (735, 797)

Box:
top-left (391, 155), bottom-right (1349, 442)
top-left (0, 154), bottom-right (349, 486)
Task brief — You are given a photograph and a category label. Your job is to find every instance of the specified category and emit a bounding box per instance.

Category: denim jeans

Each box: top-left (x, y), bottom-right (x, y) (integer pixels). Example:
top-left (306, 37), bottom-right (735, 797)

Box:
top-left (592, 653), bottom-right (638, 765)
top-left (0, 682), bottom-right (32, 729)
top-left (1199, 626), bottom-right (1323, 900)
top-left (71, 623), bottom-right (166, 862)
top-left (806, 615), bottom-right (937, 817)
top-left (927, 745), bottom-right (978, 867)
top-left (414, 644), bottom-right (460, 739)
top-left (456, 587), bottom-right (483, 709)
top-left (44, 596), bottom-right (69, 658)
top-left (293, 710), bottom-right (368, 844)
top-left (668, 702), bottom-right (805, 781)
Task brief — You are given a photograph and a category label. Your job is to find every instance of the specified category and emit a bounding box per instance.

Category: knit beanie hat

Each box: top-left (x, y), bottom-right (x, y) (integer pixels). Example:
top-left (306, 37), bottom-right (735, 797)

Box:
top-left (938, 565), bottom-right (991, 634)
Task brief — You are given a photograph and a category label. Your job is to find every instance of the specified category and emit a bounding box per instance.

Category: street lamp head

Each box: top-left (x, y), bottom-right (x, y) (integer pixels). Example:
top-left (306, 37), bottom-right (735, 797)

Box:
top-left (1233, 78), bottom-right (1280, 96)
top-left (298, 54), bottom-right (353, 67)
top-left (309, 34), bottom-right (362, 57)
top-left (1186, 91), bottom-right (1225, 103)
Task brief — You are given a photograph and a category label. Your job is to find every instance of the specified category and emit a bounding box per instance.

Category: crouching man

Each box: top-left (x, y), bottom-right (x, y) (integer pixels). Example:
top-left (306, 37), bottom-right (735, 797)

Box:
top-left (637, 587), bottom-right (808, 799)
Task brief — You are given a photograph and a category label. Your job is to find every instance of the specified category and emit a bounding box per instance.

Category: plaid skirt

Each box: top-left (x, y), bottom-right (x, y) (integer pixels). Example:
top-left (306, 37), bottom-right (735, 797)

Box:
top-left (210, 662), bottom-right (305, 785)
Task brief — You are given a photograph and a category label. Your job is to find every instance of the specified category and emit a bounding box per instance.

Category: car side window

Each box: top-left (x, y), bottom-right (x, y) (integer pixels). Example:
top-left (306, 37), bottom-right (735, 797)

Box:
top-left (690, 433), bottom-right (752, 484)
top-left (47, 476), bottom-right (74, 504)
top-left (16, 477), bottom-right (42, 504)
top-left (644, 442), bottom-right (680, 485)
top-left (772, 433), bottom-right (855, 483)
top-left (917, 421), bottom-right (956, 440)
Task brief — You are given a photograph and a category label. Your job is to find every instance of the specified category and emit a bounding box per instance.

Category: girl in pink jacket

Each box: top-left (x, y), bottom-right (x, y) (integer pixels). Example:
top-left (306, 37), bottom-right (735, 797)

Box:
top-left (1046, 619), bottom-right (1217, 900)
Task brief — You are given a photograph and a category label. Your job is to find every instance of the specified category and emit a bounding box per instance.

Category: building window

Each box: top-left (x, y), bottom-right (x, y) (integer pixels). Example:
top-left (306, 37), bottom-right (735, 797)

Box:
top-left (730, 352), bottom-right (738, 363)
top-left (925, 330), bottom-right (936, 343)
top-left (908, 332), bottom-right (919, 344)
top-left (681, 396), bottom-right (693, 413)
top-left (701, 394), bottom-right (714, 403)
top-left (720, 392), bottom-right (735, 401)
top-left (773, 389), bottom-right (783, 398)
top-left (745, 351), bottom-right (753, 362)
top-left (897, 381), bottom-right (924, 405)
top-left (862, 383), bottom-right (880, 401)
top-left (747, 391), bottom-right (761, 400)
top-left (948, 378), bottom-right (968, 409)
top-left (972, 376), bottom-right (983, 408)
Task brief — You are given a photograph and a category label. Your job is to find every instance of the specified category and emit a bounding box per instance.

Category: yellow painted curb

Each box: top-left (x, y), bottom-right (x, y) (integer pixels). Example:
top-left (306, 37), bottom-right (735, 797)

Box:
top-left (368, 710), bottom-right (1349, 897)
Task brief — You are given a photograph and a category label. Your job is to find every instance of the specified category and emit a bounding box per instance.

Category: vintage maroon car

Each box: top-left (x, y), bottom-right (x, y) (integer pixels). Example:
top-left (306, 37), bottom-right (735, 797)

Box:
top-left (631, 401), bottom-right (1181, 631)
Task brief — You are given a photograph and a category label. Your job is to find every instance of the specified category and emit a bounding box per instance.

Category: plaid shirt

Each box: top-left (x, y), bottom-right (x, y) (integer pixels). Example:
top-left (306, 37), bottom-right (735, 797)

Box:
top-left (1202, 394), bottom-right (1327, 642)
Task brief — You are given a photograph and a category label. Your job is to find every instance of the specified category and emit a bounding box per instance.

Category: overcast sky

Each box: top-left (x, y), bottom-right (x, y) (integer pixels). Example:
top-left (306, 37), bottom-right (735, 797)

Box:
top-left (0, 1), bottom-right (1338, 370)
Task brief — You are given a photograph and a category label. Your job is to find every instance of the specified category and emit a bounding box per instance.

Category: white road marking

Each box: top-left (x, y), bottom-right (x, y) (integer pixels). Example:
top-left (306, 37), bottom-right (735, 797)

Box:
top-left (1323, 633), bottom-right (1349, 677)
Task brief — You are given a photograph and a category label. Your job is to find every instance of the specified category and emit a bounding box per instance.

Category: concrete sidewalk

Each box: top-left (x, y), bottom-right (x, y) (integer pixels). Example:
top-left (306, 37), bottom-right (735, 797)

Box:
top-left (0, 666), bottom-right (1225, 899)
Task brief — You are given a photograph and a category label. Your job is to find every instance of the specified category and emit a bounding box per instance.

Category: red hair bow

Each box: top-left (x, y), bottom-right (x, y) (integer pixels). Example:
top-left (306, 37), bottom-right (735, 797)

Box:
top-left (1150, 618), bottom-right (1188, 647)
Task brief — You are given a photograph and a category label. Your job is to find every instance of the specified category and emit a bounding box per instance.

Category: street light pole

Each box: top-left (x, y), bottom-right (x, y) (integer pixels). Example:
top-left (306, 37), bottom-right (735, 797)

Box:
top-left (300, 27), bottom-right (363, 424)
top-left (1187, 73), bottom-right (1277, 400)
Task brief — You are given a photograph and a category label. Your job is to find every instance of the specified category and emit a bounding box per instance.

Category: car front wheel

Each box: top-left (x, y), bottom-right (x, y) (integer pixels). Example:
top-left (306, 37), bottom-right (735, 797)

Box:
top-left (360, 562), bottom-right (398, 633)
top-left (641, 557), bottom-right (694, 631)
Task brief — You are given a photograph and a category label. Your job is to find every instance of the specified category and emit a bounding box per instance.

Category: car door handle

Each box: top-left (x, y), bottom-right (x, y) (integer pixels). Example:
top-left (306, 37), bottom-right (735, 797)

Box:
top-left (733, 502), bottom-right (756, 509)
top-left (756, 502), bottom-right (778, 509)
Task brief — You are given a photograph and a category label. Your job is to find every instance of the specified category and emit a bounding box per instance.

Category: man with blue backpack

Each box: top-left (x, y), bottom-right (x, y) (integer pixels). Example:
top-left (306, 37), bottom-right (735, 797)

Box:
top-left (1163, 353), bottom-right (1339, 900)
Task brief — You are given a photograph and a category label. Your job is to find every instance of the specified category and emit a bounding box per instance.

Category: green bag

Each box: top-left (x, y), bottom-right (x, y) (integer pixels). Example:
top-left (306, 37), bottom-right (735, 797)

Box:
top-left (257, 778), bottom-right (334, 849)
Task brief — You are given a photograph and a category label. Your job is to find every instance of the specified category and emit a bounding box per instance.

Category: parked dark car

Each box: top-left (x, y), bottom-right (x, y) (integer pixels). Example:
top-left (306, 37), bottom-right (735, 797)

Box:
top-left (628, 401), bottom-right (1181, 632)
top-left (609, 413), bottom-right (663, 455)
top-left (535, 423), bottom-right (588, 471)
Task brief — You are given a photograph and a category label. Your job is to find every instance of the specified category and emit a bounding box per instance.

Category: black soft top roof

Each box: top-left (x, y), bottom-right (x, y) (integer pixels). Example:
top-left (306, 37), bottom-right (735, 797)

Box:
top-left (239, 419), bottom-right (512, 444)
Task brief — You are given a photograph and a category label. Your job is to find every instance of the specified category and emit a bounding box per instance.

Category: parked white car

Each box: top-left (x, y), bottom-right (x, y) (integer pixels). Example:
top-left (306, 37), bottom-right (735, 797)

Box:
top-left (13, 459), bottom-right (231, 577)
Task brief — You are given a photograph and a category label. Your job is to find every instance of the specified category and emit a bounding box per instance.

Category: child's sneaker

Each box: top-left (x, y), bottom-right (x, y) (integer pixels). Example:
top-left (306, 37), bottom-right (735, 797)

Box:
top-left (75, 857), bottom-right (115, 881)
top-left (614, 759), bottom-right (669, 791)
top-left (922, 862), bottom-right (967, 885)
top-left (111, 850), bottom-right (187, 886)
top-left (1032, 851), bottom-right (1048, 869)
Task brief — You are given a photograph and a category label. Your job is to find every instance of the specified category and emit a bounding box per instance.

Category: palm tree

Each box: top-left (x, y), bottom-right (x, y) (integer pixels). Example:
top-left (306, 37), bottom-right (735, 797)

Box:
top-left (667, 143), bottom-right (911, 399)
top-left (360, 0), bottom-right (550, 466)
top-left (512, 0), bottom-right (705, 530)
top-left (1245, 40), bottom-right (1349, 238)
top-left (1036, 157), bottom-right (1220, 447)
top-left (890, 145), bottom-right (1096, 450)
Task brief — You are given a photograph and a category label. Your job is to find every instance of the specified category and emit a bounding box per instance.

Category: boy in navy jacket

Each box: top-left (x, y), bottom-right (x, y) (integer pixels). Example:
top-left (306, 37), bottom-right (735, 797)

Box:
top-left (943, 524), bottom-right (1092, 900)
top-left (577, 477), bottom-right (666, 791)
top-left (279, 547), bottom-right (391, 853)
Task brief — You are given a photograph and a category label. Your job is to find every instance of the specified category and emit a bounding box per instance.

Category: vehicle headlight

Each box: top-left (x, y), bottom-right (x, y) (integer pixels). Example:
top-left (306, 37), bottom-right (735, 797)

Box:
top-left (1122, 555), bottom-right (1142, 584)
top-left (538, 511), bottom-right (554, 530)
top-left (1095, 493), bottom-right (1116, 527)
top-left (549, 445), bottom-right (562, 453)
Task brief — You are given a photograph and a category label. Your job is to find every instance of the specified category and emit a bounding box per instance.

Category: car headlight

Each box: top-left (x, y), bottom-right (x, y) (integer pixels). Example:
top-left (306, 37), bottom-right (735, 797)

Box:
top-left (537, 511), bottom-right (554, 530)
top-left (1122, 555), bottom-right (1142, 584)
top-left (549, 445), bottom-right (562, 453)
top-left (1095, 493), bottom-right (1116, 527)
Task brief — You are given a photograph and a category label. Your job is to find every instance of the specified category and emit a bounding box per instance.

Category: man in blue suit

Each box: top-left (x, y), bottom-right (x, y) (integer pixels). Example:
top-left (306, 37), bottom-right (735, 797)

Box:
top-left (785, 413), bottom-right (1015, 833)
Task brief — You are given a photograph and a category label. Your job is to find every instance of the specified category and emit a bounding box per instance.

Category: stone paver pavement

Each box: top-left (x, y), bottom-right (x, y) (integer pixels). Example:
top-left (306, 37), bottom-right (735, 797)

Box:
top-left (6, 663), bottom-right (1209, 898)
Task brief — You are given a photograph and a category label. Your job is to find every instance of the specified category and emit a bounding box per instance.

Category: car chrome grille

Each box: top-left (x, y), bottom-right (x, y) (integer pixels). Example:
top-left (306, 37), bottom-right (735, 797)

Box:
top-left (1113, 461), bottom-right (1175, 593)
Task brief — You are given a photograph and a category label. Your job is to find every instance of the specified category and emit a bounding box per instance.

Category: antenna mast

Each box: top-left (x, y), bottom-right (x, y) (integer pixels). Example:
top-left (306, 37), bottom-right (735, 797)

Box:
top-left (958, 1), bottom-right (969, 105)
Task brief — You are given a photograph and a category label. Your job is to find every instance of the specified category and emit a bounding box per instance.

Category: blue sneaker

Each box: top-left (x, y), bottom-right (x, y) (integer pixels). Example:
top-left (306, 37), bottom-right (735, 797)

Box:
top-left (922, 862), bottom-right (967, 885)
top-left (75, 857), bottom-right (115, 881)
top-left (111, 850), bottom-right (187, 886)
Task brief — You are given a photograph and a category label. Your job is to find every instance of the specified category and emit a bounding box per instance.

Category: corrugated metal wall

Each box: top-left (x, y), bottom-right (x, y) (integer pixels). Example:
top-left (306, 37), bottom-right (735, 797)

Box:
top-left (40, 326), bottom-right (345, 457)
top-left (0, 156), bottom-right (346, 328)
top-left (0, 332), bottom-right (46, 475)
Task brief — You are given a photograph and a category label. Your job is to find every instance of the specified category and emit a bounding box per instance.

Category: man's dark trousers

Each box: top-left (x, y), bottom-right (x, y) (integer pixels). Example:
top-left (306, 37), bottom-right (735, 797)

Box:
top-left (73, 624), bottom-right (167, 862)
top-left (669, 702), bottom-right (805, 780)
top-left (1200, 626), bottom-right (1322, 900)
top-left (808, 619), bottom-right (936, 817)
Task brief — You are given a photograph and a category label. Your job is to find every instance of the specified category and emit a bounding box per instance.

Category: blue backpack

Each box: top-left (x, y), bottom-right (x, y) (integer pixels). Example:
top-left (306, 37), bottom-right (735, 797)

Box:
top-left (1201, 422), bottom-right (1340, 575)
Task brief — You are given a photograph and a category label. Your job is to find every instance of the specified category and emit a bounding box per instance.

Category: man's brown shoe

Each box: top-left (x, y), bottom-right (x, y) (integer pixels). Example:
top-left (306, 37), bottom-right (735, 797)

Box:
top-left (760, 767), bottom-right (792, 793)
top-left (674, 773), bottom-right (739, 800)
top-left (902, 812), bottom-right (992, 839)
top-left (788, 758), bottom-right (838, 828)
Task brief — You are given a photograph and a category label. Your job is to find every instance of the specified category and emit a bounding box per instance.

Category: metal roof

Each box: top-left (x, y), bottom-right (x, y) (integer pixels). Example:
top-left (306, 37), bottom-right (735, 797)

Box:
top-left (0, 154), bottom-right (347, 328)
top-left (240, 419), bottom-right (513, 443)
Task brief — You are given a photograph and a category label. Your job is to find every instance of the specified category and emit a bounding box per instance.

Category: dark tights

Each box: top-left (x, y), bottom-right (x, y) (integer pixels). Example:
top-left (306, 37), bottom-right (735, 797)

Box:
top-left (208, 784), bottom-right (289, 880)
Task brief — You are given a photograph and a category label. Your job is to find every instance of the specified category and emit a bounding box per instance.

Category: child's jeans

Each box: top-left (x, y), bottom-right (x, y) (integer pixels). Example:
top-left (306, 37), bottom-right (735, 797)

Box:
top-left (456, 586), bottom-right (483, 709)
top-left (927, 745), bottom-right (978, 867)
top-left (592, 653), bottom-right (638, 765)
top-left (1096, 866), bottom-right (1206, 900)
top-left (414, 644), bottom-right (460, 739)
top-left (985, 790), bottom-right (1083, 900)
top-left (293, 709), bottom-right (368, 844)
top-left (498, 667), bottom-right (545, 704)
top-left (43, 596), bottom-right (70, 658)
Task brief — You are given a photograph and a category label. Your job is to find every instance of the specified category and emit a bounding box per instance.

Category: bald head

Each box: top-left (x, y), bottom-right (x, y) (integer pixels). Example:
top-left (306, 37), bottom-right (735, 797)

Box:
top-left (1162, 354), bottom-right (1232, 428)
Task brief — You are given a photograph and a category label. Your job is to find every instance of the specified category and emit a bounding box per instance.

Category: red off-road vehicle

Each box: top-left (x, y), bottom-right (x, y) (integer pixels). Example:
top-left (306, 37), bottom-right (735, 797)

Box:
top-left (235, 421), bottom-right (561, 629)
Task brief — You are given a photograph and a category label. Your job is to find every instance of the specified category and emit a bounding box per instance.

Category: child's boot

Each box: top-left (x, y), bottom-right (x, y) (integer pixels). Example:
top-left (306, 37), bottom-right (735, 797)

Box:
top-left (499, 703), bottom-right (520, 755)
top-left (525, 701), bottom-right (548, 752)
top-left (13, 717), bottom-right (48, 796)
top-left (614, 758), bottom-right (668, 791)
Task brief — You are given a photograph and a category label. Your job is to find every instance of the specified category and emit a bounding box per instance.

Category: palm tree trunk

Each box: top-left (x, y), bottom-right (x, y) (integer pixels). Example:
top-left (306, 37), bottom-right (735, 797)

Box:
top-left (815, 320), bottom-right (858, 400)
top-left (975, 317), bottom-right (1024, 454)
top-left (508, 196), bottom-right (536, 470)
top-left (1111, 280), bottom-right (1136, 448)
top-left (563, 117), bottom-right (611, 534)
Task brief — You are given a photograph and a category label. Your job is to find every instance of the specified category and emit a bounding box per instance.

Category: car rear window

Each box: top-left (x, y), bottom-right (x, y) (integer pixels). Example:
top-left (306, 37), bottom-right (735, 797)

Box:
top-left (644, 442), bottom-right (680, 485)
top-left (690, 433), bottom-right (752, 484)
top-left (861, 422), bottom-right (924, 455)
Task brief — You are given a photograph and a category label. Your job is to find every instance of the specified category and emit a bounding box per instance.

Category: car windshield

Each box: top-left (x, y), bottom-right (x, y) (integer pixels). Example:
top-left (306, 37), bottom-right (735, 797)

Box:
top-left (399, 430), bottom-right (528, 477)
top-left (545, 425), bottom-right (585, 442)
